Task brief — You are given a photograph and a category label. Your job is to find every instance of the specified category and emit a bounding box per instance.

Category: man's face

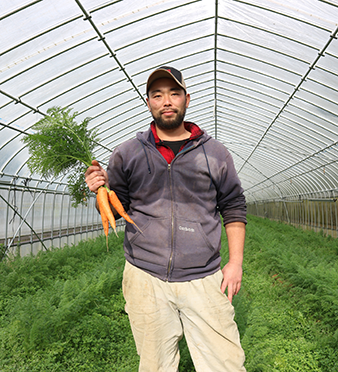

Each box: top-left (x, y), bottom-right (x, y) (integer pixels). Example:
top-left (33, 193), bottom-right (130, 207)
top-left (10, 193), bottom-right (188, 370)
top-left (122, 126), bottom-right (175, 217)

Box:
top-left (146, 78), bottom-right (190, 131)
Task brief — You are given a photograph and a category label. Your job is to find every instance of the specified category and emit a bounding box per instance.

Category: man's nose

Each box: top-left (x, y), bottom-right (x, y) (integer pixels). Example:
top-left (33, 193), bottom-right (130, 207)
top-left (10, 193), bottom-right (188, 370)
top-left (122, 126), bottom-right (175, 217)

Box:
top-left (163, 94), bottom-right (172, 106)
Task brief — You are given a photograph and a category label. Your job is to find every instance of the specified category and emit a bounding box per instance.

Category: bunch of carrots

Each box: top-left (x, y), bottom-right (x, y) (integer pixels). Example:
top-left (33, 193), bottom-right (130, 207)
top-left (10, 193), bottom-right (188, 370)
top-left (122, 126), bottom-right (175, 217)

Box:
top-left (22, 106), bottom-right (140, 251)
top-left (97, 186), bottom-right (139, 251)
top-left (94, 162), bottom-right (141, 250)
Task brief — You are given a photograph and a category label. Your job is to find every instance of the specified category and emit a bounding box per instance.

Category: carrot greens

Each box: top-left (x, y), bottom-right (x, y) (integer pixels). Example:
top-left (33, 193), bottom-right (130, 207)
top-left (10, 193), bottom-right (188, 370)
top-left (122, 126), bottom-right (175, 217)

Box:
top-left (22, 106), bottom-right (98, 207)
top-left (22, 106), bottom-right (138, 239)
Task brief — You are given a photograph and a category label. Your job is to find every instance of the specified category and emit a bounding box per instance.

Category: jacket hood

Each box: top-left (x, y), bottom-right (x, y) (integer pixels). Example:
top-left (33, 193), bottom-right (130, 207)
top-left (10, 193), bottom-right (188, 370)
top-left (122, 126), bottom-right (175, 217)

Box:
top-left (136, 123), bottom-right (213, 177)
top-left (136, 123), bottom-right (212, 148)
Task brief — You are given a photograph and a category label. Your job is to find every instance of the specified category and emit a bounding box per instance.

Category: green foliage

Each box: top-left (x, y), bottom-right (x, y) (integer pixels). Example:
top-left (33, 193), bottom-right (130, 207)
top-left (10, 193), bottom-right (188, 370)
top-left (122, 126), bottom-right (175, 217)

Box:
top-left (1, 217), bottom-right (338, 371)
top-left (67, 164), bottom-right (91, 207)
top-left (0, 232), bottom-right (137, 371)
top-left (226, 215), bottom-right (338, 372)
top-left (22, 106), bottom-right (99, 206)
top-left (0, 244), bottom-right (6, 260)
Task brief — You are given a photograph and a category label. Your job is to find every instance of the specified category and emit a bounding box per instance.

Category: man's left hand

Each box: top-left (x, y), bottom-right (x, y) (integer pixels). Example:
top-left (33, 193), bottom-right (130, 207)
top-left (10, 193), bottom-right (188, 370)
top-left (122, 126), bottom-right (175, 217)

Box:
top-left (221, 262), bottom-right (243, 303)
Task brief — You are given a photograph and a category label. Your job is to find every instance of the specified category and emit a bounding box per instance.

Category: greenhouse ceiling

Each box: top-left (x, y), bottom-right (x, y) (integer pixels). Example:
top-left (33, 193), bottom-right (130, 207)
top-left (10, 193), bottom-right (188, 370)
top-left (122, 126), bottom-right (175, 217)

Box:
top-left (1, 0), bottom-right (338, 206)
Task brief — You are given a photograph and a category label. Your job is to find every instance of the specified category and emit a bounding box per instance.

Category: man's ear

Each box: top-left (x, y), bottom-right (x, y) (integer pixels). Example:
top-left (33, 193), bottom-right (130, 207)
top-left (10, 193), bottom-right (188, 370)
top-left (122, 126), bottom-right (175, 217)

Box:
top-left (146, 97), bottom-right (151, 112)
top-left (185, 93), bottom-right (191, 108)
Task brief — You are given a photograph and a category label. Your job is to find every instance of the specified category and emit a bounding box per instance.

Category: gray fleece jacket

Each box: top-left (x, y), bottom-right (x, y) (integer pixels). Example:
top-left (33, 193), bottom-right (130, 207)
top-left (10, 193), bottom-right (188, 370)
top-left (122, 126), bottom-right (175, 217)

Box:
top-left (107, 125), bottom-right (247, 282)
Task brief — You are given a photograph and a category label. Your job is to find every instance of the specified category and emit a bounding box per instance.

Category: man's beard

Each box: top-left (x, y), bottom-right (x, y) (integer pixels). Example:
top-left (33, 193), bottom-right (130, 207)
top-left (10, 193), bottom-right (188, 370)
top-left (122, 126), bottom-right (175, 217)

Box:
top-left (152, 106), bottom-right (186, 130)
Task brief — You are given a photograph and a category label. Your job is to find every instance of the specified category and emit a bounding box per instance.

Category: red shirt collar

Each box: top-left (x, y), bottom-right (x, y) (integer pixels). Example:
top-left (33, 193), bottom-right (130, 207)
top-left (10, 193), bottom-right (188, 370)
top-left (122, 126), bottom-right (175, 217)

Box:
top-left (150, 121), bottom-right (203, 144)
top-left (150, 121), bottom-right (203, 163)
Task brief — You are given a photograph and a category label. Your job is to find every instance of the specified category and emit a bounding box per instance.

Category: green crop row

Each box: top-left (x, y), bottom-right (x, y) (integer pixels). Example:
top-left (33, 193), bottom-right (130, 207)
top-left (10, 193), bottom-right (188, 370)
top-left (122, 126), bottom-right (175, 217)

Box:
top-left (0, 215), bottom-right (337, 371)
top-left (232, 216), bottom-right (338, 372)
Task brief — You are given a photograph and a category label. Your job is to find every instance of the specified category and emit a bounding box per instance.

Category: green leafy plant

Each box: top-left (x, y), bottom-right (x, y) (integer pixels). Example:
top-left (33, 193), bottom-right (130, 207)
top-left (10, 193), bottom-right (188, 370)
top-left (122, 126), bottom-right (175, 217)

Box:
top-left (0, 244), bottom-right (6, 261)
top-left (22, 106), bottom-right (98, 207)
top-left (1, 217), bottom-right (337, 371)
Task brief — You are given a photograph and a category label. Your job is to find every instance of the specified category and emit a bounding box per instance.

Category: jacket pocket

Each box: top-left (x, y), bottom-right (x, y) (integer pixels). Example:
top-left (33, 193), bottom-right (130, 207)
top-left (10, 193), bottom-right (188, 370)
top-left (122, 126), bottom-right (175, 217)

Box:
top-left (172, 218), bottom-right (220, 270)
top-left (125, 217), bottom-right (172, 266)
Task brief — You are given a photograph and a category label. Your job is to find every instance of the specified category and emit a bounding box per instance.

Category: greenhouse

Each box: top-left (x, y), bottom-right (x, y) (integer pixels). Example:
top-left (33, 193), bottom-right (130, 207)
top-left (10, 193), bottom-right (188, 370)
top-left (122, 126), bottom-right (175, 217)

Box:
top-left (1, 0), bottom-right (338, 371)
top-left (1, 0), bottom-right (338, 257)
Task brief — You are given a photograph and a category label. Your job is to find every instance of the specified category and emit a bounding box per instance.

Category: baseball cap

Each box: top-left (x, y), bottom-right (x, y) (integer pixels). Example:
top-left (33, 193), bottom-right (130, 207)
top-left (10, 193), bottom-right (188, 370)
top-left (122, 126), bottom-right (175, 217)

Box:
top-left (146, 66), bottom-right (187, 95)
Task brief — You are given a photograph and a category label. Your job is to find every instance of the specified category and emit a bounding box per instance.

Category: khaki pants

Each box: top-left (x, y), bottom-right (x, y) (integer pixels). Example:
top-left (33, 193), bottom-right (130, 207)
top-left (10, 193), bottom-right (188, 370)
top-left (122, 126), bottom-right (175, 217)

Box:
top-left (122, 261), bottom-right (246, 372)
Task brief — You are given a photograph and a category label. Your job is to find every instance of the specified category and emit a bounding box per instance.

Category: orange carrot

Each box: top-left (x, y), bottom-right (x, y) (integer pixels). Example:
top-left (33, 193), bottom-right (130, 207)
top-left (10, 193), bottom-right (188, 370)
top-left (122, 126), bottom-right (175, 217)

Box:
top-left (108, 190), bottom-right (133, 224)
top-left (97, 186), bottom-right (118, 237)
top-left (108, 190), bottom-right (142, 233)
top-left (100, 207), bottom-right (109, 251)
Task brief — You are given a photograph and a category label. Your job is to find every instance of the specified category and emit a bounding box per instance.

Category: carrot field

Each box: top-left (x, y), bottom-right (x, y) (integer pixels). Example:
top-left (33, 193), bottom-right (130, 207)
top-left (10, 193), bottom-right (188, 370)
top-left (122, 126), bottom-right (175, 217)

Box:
top-left (0, 215), bottom-right (337, 371)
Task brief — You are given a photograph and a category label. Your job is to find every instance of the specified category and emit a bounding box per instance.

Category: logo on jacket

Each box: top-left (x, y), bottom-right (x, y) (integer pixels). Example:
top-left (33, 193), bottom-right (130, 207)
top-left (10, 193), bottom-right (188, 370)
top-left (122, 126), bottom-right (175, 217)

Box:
top-left (179, 226), bottom-right (195, 232)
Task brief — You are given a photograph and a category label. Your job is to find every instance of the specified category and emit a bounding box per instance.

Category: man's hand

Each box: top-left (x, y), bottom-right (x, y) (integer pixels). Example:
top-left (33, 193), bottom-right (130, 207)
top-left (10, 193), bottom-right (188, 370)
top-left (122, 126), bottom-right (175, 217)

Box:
top-left (221, 221), bottom-right (246, 303)
top-left (85, 160), bottom-right (109, 193)
top-left (221, 262), bottom-right (243, 303)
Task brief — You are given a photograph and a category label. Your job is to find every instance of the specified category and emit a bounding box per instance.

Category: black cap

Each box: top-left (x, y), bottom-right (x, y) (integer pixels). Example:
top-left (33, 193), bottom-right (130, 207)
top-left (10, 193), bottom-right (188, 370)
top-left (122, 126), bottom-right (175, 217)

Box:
top-left (147, 66), bottom-right (187, 94)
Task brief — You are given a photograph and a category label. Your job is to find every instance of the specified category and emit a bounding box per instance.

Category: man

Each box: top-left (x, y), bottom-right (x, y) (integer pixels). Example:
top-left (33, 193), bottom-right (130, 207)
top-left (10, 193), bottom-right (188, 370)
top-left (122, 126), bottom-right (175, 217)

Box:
top-left (85, 66), bottom-right (247, 372)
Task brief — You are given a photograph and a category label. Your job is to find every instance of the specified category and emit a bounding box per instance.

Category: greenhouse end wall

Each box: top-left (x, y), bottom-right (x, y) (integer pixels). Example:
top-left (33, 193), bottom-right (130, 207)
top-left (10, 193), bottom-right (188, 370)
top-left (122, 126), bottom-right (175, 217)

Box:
top-left (247, 197), bottom-right (338, 238)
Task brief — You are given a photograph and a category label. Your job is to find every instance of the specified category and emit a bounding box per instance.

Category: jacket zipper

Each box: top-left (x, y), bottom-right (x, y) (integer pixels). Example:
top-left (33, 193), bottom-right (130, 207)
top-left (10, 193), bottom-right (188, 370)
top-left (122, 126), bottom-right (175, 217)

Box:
top-left (166, 163), bottom-right (174, 280)
top-left (165, 145), bottom-right (198, 280)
